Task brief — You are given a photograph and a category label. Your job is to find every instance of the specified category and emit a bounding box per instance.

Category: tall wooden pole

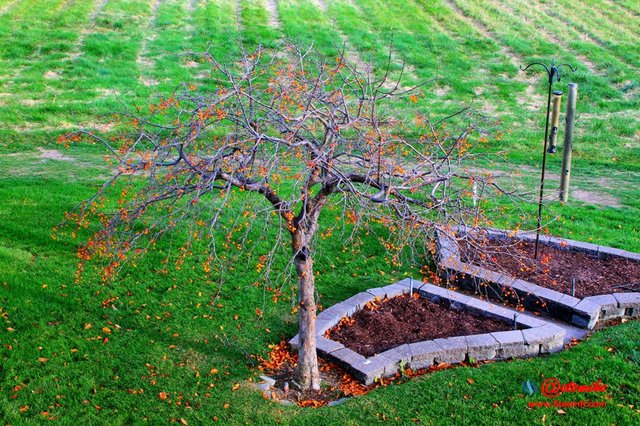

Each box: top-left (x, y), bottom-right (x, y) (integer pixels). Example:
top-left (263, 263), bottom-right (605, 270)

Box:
top-left (560, 83), bottom-right (578, 202)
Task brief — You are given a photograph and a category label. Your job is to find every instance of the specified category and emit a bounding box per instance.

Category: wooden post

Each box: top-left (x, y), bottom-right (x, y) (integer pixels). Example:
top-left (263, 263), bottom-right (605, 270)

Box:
top-left (560, 83), bottom-right (578, 202)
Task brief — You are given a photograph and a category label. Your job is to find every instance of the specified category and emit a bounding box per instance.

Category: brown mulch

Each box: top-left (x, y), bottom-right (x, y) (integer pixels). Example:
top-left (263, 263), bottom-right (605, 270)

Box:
top-left (458, 238), bottom-right (640, 299)
top-left (326, 294), bottom-right (512, 357)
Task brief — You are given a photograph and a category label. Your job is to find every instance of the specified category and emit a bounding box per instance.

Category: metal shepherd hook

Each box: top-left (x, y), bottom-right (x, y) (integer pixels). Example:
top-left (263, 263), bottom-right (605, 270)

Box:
top-left (520, 60), bottom-right (576, 259)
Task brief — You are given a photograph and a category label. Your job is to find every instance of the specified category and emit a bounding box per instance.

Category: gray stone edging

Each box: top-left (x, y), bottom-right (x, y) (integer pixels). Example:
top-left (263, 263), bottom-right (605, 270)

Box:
top-left (289, 280), bottom-right (565, 385)
top-left (435, 227), bottom-right (640, 330)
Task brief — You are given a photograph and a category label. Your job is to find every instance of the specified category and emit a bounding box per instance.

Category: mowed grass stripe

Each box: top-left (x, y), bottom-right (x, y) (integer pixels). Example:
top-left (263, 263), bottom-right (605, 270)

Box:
top-left (277, 0), bottom-right (388, 90)
top-left (498, 0), bottom-right (639, 88)
top-left (136, 0), bottom-right (164, 88)
top-left (413, 0), bottom-right (543, 112)
top-left (238, 0), bottom-right (282, 48)
top-left (618, 0), bottom-right (640, 16)
top-left (556, 0), bottom-right (640, 42)
top-left (65, 0), bottom-right (110, 62)
top-left (309, 0), bottom-right (381, 82)
top-left (354, 0), bottom-right (524, 119)
top-left (449, 0), bottom-right (628, 110)
top-left (327, 0), bottom-right (420, 87)
top-left (492, 0), bottom-right (639, 108)
top-left (64, 0), bottom-right (155, 105)
top-left (191, 0), bottom-right (241, 62)
top-left (592, 0), bottom-right (640, 38)
top-left (539, 0), bottom-right (640, 68)
top-left (0, 0), bottom-right (19, 17)
top-left (461, 0), bottom-right (603, 77)
top-left (0, 1), bottom-right (99, 130)
top-left (5, 0), bottom-right (97, 88)
top-left (264, 0), bottom-right (281, 29)
top-left (277, 0), bottom-right (341, 54)
top-left (0, 0), bottom-right (70, 62)
top-left (145, 0), bottom-right (196, 91)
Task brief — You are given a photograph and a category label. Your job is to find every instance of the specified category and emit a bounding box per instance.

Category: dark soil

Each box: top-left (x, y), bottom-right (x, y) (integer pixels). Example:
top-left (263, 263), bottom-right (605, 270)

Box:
top-left (458, 237), bottom-right (640, 299)
top-left (326, 294), bottom-right (512, 357)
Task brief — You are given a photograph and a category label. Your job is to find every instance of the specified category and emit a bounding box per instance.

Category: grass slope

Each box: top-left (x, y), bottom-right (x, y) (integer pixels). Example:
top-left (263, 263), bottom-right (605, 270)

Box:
top-left (0, 0), bottom-right (638, 424)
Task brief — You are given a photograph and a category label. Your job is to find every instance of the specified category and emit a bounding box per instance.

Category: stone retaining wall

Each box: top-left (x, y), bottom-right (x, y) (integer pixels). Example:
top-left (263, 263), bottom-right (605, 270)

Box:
top-left (290, 280), bottom-right (565, 385)
top-left (436, 228), bottom-right (640, 329)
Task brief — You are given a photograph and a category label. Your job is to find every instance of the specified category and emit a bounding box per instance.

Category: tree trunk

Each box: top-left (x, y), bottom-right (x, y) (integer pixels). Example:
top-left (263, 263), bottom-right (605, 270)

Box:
top-left (292, 231), bottom-right (321, 391)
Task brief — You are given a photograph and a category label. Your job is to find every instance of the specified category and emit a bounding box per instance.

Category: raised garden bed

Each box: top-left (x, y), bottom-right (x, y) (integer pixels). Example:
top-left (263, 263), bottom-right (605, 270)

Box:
top-left (436, 227), bottom-right (640, 330)
top-left (289, 279), bottom-right (565, 385)
top-left (326, 293), bottom-right (513, 357)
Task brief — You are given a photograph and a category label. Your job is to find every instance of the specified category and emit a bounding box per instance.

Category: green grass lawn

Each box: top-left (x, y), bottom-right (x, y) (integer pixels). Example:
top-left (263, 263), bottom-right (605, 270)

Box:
top-left (1, 0), bottom-right (639, 424)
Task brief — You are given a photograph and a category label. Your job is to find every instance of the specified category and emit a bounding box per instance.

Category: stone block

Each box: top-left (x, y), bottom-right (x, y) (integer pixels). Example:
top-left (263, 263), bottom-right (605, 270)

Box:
top-left (318, 302), bottom-right (351, 324)
top-left (315, 336), bottom-right (345, 356)
top-left (436, 231), bottom-right (458, 255)
top-left (289, 334), bottom-right (300, 350)
top-left (622, 251), bottom-right (640, 262)
top-left (378, 344), bottom-right (412, 367)
top-left (407, 340), bottom-right (442, 370)
top-left (538, 287), bottom-right (571, 305)
top-left (380, 283), bottom-right (410, 298)
top-left (466, 333), bottom-right (500, 361)
top-left (571, 299), bottom-right (601, 329)
top-left (315, 318), bottom-right (339, 334)
top-left (560, 238), bottom-right (599, 255)
top-left (352, 354), bottom-right (393, 385)
top-left (491, 330), bottom-right (538, 359)
top-left (394, 278), bottom-right (423, 294)
top-left (433, 337), bottom-right (467, 364)
top-left (597, 246), bottom-right (628, 258)
top-left (461, 297), bottom-right (516, 323)
top-left (584, 294), bottom-right (624, 320)
top-left (323, 348), bottom-right (366, 370)
top-left (341, 292), bottom-right (376, 312)
top-left (366, 287), bottom-right (387, 300)
top-left (556, 294), bottom-right (581, 309)
top-left (510, 279), bottom-right (543, 296)
top-left (417, 284), bottom-right (450, 304)
top-left (521, 324), bottom-right (564, 354)
top-left (514, 313), bottom-right (547, 329)
top-left (613, 292), bottom-right (640, 317)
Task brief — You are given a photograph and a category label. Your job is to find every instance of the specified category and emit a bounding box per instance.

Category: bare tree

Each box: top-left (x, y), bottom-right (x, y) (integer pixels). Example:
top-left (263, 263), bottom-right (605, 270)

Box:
top-left (61, 43), bottom-right (513, 391)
